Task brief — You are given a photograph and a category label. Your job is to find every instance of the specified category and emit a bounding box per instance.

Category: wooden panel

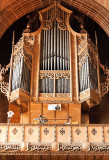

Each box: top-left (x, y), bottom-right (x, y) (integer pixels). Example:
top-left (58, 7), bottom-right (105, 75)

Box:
top-left (56, 104), bottom-right (68, 122)
top-left (0, 126), bottom-right (7, 142)
top-left (8, 126), bottom-right (22, 142)
top-left (104, 126), bottom-right (109, 143)
top-left (69, 103), bottom-right (81, 123)
top-left (56, 126), bottom-right (70, 143)
top-left (30, 103), bottom-right (42, 123)
top-left (88, 126), bottom-right (102, 142)
top-left (70, 34), bottom-right (77, 99)
top-left (8, 103), bottom-right (20, 123)
top-left (40, 126), bottom-right (54, 143)
top-left (72, 126), bottom-right (86, 142)
top-left (24, 126), bottom-right (38, 143)
top-left (43, 104), bottom-right (55, 121)
top-left (21, 111), bottom-right (28, 124)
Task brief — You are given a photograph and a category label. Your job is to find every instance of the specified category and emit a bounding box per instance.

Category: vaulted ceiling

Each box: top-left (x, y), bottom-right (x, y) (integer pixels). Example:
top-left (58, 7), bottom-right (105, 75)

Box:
top-left (0, 0), bottom-right (109, 38)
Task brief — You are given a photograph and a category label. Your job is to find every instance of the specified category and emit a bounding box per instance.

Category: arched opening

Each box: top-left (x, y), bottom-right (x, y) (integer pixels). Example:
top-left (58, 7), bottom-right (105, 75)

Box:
top-left (0, 2), bottom-right (109, 124)
top-left (0, 0), bottom-right (109, 38)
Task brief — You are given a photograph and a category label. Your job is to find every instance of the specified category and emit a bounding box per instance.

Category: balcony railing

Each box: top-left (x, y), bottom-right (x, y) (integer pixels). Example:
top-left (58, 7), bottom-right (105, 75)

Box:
top-left (0, 124), bottom-right (109, 152)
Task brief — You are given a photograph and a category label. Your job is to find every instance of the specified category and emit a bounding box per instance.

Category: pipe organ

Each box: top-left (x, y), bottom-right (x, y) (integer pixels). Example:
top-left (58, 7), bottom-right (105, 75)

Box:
top-left (7, 2), bottom-right (101, 123)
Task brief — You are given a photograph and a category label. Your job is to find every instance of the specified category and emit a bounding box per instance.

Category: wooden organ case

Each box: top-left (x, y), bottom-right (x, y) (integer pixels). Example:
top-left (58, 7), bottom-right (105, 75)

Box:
top-left (8, 3), bottom-right (100, 124)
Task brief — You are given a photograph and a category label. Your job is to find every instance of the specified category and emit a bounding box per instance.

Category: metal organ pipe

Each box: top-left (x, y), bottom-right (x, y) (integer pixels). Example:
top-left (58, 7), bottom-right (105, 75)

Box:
top-left (54, 21), bottom-right (56, 70)
top-left (60, 29), bottom-right (62, 70)
top-left (62, 30), bottom-right (63, 70)
top-left (43, 30), bottom-right (46, 70)
top-left (64, 30), bottom-right (67, 70)
top-left (57, 23), bottom-right (59, 70)
top-left (67, 31), bottom-right (70, 70)
top-left (48, 29), bottom-right (50, 70)
top-left (51, 27), bottom-right (53, 70)
top-left (40, 21), bottom-right (70, 94)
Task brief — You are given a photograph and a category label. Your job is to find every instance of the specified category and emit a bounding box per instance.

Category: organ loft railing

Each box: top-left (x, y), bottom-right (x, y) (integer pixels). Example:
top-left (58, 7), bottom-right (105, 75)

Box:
top-left (0, 2), bottom-right (109, 109)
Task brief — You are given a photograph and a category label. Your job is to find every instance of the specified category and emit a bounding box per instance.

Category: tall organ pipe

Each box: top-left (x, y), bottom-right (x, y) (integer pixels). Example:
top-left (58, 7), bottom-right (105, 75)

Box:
top-left (51, 27), bottom-right (53, 70)
top-left (57, 23), bottom-right (59, 70)
top-left (48, 29), bottom-right (50, 70)
top-left (63, 30), bottom-right (65, 70)
top-left (43, 30), bottom-right (45, 70)
top-left (54, 21), bottom-right (56, 70)
top-left (60, 29), bottom-right (62, 70)
top-left (65, 30), bottom-right (67, 70)
top-left (67, 31), bottom-right (70, 70)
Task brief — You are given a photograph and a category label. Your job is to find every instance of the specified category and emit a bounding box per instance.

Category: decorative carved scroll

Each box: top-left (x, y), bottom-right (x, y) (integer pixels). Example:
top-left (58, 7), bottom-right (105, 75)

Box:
top-left (77, 35), bottom-right (97, 70)
top-left (13, 48), bottom-right (23, 68)
top-left (40, 3), bottom-right (72, 30)
top-left (88, 36), bottom-right (97, 53)
top-left (40, 73), bottom-right (54, 79)
top-left (0, 64), bottom-right (10, 96)
top-left (13, 36), bottom-right (33, 71)
top-left (14, 37), bottom-right (23, 51)
top-left (78, 48), bottom-right (88, 69)
top-left (39, 100), bottom-right (72, 104)
top-left (100, 63), bottom-right (109, 95)
top-left (90, 144), bottom-right (109, 152)
top-left (39, 93), bottom-right (70, 97)
top-left (0, 144), bottom-right (20, 151)
top-left (24, 35), bottom-right (34, 52)
top-left (40, 71), bottom-right (70, 79)
top-left (101, 82), bottom-right (109, 95)
top-left (77, 36), bottom-right (87, 53)
top-left (27, 143), bottom-right (51, 151)
top-left (43, 20), bottom-right (53, 30)
top-left (59, 143), bottom-right (82, 151)
top-left (56, 93), bottom-right (70, 97)
top-left (0, 81), bottom-right (9, 96)
top-left (55, 73), bottom-right (70, 79)
top-left (23, 48), bottom-right (32, 71)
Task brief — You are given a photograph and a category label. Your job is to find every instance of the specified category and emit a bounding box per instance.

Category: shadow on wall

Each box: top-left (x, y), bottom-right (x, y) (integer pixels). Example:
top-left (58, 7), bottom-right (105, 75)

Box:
top-left (89, 93), bottom-right (109, 124)
top-left (0, 93), bottom-right (8, 123)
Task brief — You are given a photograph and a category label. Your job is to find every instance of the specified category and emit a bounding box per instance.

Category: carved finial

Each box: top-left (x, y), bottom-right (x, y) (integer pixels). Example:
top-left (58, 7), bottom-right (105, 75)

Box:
top-left (80, 24), bottom-right (87, 34)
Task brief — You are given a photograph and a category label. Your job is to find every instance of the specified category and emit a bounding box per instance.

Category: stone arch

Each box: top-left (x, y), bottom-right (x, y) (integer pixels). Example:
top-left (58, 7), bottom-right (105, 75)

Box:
top-left (0, 0), bottom-right (109, 38)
